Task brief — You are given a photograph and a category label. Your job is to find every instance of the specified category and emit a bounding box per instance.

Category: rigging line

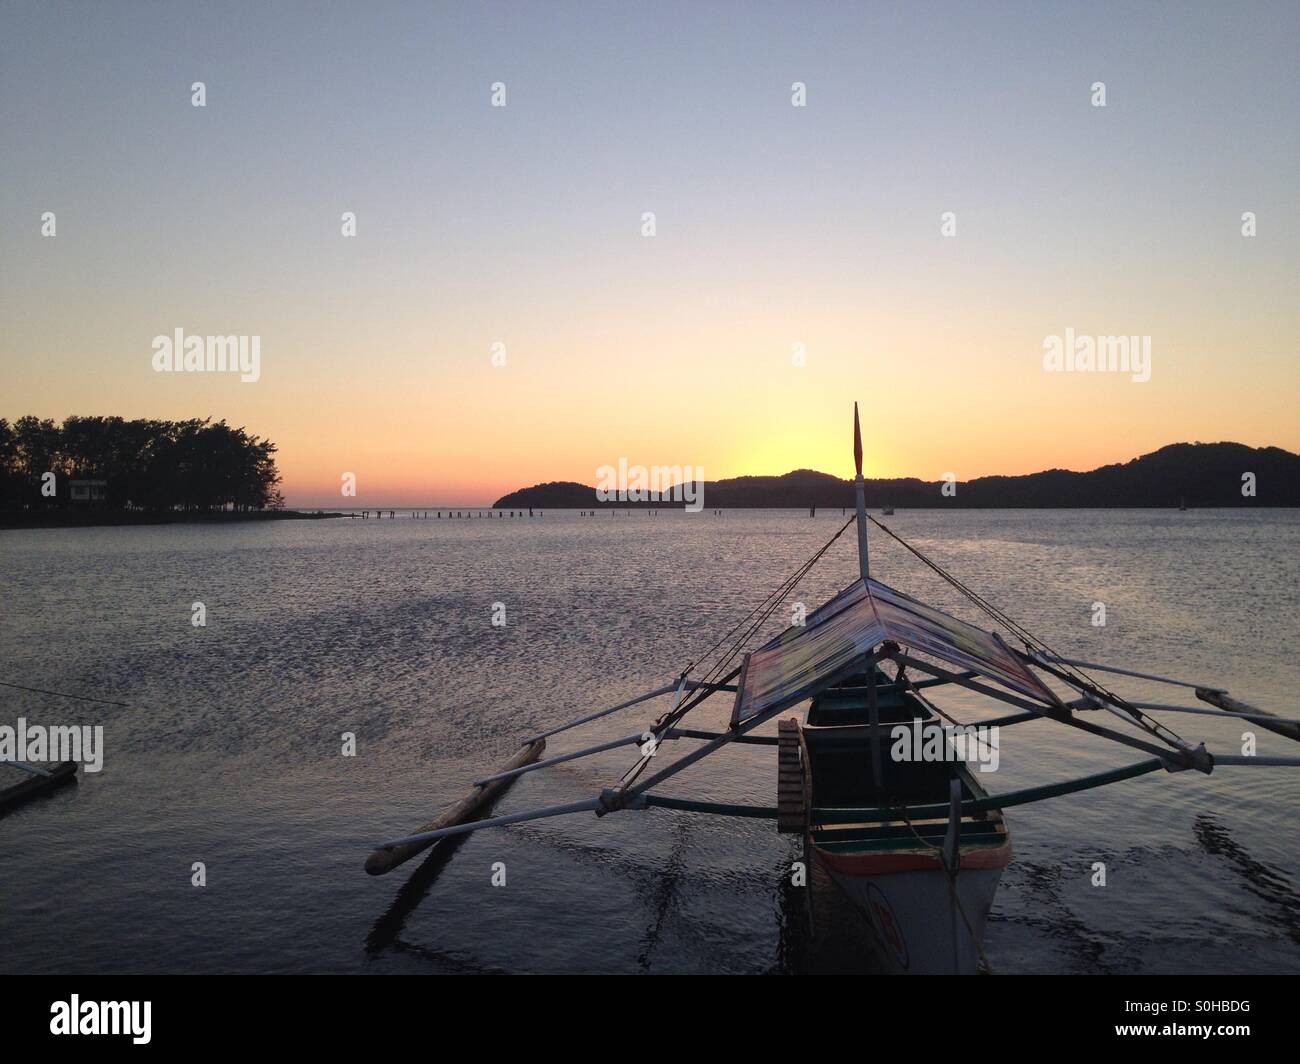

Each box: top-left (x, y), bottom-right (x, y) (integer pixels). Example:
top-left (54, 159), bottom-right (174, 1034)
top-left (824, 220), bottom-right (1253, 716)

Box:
top-left (620, 517), bottom-right (855, 792)
top-left (698, 551), bottom-right (819, 686)
top-left (620, 522), bottom-right (850, 795)
top-left (869, 517), bottom-right (1117, 703)
top-left (866, 516), bottom-right (1186, 748)
top-left (683, 517), bottom-right (853, 697)
top-left (868, 515), bottom-right (1063, 657)
top-left (681, 545), bottom-right (823, 680)
top-left (874, 520), bottom-right (1176, 749)
top-left (689, 516), bottom-right (855, 684)
top-left (0, 679), bottom-right (129, 707)
top-left (693, 571), bottom-right (802, 691)
top-left (1025, 654), bottom-right (1193, 752)
top-left (668, 515), bottom-right (853, 708)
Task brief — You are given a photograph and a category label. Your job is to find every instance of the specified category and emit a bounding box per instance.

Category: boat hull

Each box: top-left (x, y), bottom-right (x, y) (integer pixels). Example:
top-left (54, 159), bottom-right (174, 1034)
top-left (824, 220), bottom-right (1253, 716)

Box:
top-left (814, 845), bottom-right (1004, 974)
top-left (800, 668), bottom-right (1010, 974)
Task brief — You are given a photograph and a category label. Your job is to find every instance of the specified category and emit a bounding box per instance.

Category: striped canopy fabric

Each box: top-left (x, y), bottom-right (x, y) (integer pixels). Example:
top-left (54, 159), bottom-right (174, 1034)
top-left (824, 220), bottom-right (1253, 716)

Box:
top-left (731, 577), bottom-right (1056, 724)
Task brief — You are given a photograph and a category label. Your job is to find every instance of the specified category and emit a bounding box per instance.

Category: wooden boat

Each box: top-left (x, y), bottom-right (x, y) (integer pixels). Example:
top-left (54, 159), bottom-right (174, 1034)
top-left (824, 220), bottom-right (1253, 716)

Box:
top-left (364, 403), bottom-right (1300, 973)
top-left (0, 760), bottom-right (78, 813)
top-left (802, 668), bottom-right (1008, 973)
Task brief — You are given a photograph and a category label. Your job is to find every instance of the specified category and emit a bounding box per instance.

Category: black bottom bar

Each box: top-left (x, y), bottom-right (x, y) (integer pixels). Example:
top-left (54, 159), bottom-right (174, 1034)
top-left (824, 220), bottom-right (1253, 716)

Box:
top-left (0, 974), bottom-right (1287, 1050)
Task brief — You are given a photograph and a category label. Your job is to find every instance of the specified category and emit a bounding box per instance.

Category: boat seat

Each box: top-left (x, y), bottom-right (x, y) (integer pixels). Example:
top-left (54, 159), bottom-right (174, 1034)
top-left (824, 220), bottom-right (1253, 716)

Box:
top-left (805, 739), bottom-right (957, 803)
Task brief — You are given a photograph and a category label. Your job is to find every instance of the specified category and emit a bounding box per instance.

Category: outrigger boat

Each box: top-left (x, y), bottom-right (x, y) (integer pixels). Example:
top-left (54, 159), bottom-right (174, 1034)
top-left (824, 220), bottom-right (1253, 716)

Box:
top-left (366, 404), bottom-right (1300, 973)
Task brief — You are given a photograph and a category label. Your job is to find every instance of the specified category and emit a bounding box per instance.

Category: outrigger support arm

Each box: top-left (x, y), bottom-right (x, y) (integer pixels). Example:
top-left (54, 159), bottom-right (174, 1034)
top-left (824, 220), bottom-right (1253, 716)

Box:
top-left (474, 731), bottom-right (649, 786)
top-left (1034, 654), bottom-right (1223, 692)
top-left (7, 760), bottom-right (53, 777)
top-left (1212, 754), bottom-right (1300, 767)
top-left (521, 677), bottom-right (732, 745)
top-left (1124, 700), bottom-right (1300, 732)
top-left (481, 715), bottom-right (796, 788)
top-left (1026, 651), bottom-right (1202, 756)
top-left (375, 796), bottom-right (618, 850)
top-left (896, 654), bottom-right (1212, 771)
top-left (1030, 656), bottom-right (1298, 740)
top-left (614, 697), bottom-right (792, 809)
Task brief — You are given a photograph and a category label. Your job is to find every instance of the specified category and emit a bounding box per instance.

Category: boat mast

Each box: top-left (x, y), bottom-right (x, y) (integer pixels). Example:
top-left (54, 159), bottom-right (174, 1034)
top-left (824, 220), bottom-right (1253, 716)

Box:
top-left (853, 402), bottom-right (870, 580)
top-left (855, 402), bottom-right (884, 789)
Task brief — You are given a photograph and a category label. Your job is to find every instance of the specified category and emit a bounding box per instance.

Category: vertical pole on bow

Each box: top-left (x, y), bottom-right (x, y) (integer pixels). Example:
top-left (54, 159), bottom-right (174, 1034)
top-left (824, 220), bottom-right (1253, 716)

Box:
top-left (855, 403), bottom-right (883, 790)
top-left (854, 402), bottom-right (870, 581)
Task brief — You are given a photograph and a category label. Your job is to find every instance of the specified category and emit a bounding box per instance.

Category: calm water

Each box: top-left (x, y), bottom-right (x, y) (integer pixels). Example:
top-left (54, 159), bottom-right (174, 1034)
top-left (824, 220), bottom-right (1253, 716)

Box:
top-left (2, 509), bottom-right (1298, 974)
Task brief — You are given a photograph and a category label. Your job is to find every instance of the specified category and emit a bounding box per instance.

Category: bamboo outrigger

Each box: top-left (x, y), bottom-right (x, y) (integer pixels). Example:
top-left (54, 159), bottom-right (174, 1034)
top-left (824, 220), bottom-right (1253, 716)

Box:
top-left (364, 739), bottom-right (546, 875)
top-left (365, 404), bottom-right (1300, 973)
top-left (0, 760), bottom-right (78, 814)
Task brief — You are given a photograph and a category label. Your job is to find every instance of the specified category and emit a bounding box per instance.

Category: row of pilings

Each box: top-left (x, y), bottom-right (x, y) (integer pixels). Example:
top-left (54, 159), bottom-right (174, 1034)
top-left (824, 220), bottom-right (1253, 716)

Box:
top-left (349, 509), bottom-right (543, 519)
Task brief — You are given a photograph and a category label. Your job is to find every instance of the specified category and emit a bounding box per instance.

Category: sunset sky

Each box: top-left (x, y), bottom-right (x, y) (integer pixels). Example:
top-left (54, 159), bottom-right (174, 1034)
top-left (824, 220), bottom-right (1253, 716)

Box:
top-left (2, 2), bottom-right (1297, 506)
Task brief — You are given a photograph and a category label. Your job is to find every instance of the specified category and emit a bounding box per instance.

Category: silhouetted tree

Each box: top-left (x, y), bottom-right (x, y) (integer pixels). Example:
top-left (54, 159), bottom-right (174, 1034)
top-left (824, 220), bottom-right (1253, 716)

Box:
top-left (0, 416), bottom-right (283, 513)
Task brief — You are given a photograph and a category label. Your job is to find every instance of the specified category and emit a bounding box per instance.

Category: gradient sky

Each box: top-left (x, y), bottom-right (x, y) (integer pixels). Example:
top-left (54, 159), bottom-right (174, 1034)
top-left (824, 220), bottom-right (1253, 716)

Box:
top-left (2, 1), bottom-right (1297, 505)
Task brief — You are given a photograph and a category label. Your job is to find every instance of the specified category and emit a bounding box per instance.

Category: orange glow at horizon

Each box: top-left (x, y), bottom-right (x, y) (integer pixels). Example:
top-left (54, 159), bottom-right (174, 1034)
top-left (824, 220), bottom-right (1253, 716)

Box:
top-left (7, 305), bottom-right (1299, 507)
top-left (4, 3), bottom-right (1297, 508)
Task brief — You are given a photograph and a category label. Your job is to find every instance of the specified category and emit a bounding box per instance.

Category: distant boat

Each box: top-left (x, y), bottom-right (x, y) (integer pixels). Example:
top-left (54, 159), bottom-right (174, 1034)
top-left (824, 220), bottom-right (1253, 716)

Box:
top-left (881, 505), bottom-right (894, 515)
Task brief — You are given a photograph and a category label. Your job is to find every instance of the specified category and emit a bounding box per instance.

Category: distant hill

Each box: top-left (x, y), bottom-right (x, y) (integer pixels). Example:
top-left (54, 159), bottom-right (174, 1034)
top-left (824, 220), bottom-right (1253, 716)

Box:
top-left (494, 443), bottom-right (1300, 509)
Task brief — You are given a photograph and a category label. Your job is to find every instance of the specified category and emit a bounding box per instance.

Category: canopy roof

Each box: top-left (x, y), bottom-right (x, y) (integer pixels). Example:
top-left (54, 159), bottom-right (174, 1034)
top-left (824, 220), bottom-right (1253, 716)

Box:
top-left (732, 577), bottom-right (1057, 724)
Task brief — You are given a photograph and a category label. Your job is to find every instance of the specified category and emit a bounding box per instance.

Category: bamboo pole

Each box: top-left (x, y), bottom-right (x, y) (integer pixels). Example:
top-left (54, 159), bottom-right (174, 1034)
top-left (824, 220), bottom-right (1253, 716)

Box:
top-left (1195, 688), bottom-right (1300, 743)
top-left (375, 797), bottom-right (601, 851)
top-left (364, 738), bottom-right (545, 875)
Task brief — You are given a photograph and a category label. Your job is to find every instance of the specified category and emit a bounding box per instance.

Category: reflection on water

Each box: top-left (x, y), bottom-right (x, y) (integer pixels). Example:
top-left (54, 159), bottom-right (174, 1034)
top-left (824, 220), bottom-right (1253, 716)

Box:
top-left (1193, 813), bottom-right (1300, 948)
top-left (0, 509), bottom-right (1297, 973)
top-left (366, 832), bottom-right (475, 957)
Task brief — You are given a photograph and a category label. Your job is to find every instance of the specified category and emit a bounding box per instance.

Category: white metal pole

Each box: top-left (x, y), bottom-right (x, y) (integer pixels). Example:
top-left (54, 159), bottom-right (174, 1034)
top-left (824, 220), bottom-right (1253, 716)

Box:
top-left (376, 797), bottom-right (602, 850)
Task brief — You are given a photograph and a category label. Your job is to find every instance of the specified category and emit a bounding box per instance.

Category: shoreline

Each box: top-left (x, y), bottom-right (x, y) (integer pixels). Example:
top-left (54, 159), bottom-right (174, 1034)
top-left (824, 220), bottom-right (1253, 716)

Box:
top-left (0, 510), bottom-right (344, 531)
top-left (4, 506), bottom-right (1295, 532)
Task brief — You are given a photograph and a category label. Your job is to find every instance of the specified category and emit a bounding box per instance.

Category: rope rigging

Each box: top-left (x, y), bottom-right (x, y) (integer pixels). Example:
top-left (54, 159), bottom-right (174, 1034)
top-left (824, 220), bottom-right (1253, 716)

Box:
top-left (865, 515), bottom-right (1193, 754)
top-left (617, 516), bottom-right (855, 792)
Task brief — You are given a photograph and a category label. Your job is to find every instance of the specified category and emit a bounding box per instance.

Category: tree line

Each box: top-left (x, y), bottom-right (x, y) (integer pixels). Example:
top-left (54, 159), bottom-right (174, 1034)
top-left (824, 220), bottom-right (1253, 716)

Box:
top-left (0, 416), bottom-right (284, 512)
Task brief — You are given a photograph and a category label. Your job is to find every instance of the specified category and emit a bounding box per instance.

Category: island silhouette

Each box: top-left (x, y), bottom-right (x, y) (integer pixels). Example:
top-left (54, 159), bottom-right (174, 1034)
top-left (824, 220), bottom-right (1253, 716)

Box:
top-left (495, 442), bottom-right (1300, 509)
